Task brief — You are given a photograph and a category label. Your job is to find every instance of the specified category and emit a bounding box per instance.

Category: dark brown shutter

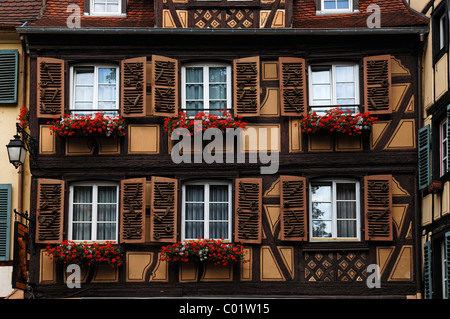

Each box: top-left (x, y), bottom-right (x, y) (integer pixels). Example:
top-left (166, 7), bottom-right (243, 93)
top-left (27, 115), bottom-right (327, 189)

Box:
top-left (37, 58), bottom-right (65, 118)
top-left (279, 57), bottom-right (307, 116)
top-left (233, 57), bottom-right (260, 117)
top-left (234, 178), bottom-right (262, 244)
top-left (280, 176), bottom-right (307, 241)
top-left (151, 55), bottom-right (179, 117)
top-left (364, 175), bottom-right (393, 241)
top-left (363, 55), bottom-right (392, 114)
top-left (120, 178), bottom-right (147, 243)
top-left (36, 179), bottom-right (65, 244)
top-left (120, 57), bottom-right (147, 117)
top-left (150, 176), bottom-right (178, 243)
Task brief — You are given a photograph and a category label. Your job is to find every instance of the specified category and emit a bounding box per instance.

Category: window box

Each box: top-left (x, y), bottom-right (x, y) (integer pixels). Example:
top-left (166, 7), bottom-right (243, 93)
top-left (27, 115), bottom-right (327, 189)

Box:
top-left (48, 113), bottom-right (126, 138)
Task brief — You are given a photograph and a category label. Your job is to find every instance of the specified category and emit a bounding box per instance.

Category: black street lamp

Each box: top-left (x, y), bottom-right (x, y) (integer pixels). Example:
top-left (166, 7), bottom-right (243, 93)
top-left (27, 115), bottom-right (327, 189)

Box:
top-left (6, 123), bottom-right (37, 169)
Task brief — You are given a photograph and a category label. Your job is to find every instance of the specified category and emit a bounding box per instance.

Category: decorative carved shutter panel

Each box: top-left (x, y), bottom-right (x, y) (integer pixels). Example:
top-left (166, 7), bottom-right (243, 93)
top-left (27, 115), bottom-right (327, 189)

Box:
top-left (363, 55), bottom-right (392, 114)
top-left (364, 175), bottom-right (393, 241)
top-left (234, 178), bottom-right (262, 244)
top-left (151, 55), bottom-right (179, 117)
top-left (120, 178), bottom-right (146, 243)
top-left (418, 125), bottom-right (431, 190)
top-left (36, 179), bottom-right (65, 244)
top-left (423, 241), bottom-right (433, 299)
top-left (37, 58), bottom-right (65, 118)
top-left (280, 176), bottom-right (307, 241)
top-left (150, 177), bottom-right (178, 243)
top-left (120, 57), bottom-right (147, 117)
top-left (233, 57), bottom-right (260, 117)
top-left (279, 57), bottom-right (307, 116)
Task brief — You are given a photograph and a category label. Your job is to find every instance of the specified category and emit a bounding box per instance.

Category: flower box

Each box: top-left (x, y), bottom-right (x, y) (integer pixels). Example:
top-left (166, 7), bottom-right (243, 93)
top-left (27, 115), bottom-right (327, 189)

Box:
top-left (160, 238), bottom-right (249, 266)
top-left (45, 240), bottom-right (124, 268)
top-left (299, 108), bottom-right (378, 136)
top-left (47, 113), bottom-right (126, 138)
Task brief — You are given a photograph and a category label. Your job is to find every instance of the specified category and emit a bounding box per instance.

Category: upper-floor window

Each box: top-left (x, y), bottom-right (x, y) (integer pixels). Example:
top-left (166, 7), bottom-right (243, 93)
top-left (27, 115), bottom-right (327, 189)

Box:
top-left (309, 63), bottom-right (359, 114)
top-left (441, 119), bottom-right (448, 176)
top-left (310, 179), bottom-right (360, 241)
top-left (318, 0), bottom-right (354, 14)
top-left (181, 181), bottom-right (232, 242)
top-left (70, 64), bottom-right (119, 115)
top-left (181, 63), bottom-right (232, 116)
top-left (88, 0), bottom-right (125, 16)
top-left (68, 182), bottom-right (119, 242)
top-left (432, 4), bottom-right (448, 63)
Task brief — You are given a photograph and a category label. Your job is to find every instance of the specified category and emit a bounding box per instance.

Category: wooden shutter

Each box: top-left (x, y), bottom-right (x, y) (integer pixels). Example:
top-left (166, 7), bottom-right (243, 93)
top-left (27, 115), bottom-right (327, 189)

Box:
top-left (151, 55), bottom-right (179, 117)
top-left (423, 241), bottom-right (433, 299)
top-left (150, 177), bottom-right (178, 243)
top-left (234, 178), bottom-right (262, 244)
top-left (121, 57), bottom-right (147, 117)
top-left (363, 55), bottom-right (392, 114)
top-left (280, 176), bottom-right (307, 241)
top-left (36, 179), bottom-right (65, 244)
top-left (445, 232), bottom-right (450, 298)
top-left (279, 57), bottom-right (307, 116)
top-left (418, 125), bottom-right (431, 190)
top-left (233, 57), bottom-right (260, 117)
top-left (37, 57), bottom-right (65, 118)
top-left (0, 185), bottom-right (11, 261)
top-left (364, 175), bottom-right (393, 241)
top-left (0, 50), bottom-right (18, 103)
top-left (120, 178), bottom-right (146, 243)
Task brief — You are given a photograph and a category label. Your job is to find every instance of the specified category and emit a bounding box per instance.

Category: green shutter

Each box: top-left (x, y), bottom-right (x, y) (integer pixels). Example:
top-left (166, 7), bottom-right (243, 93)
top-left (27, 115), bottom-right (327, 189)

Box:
top-left (424, 241), bottom-right (433, 299)
top-left (418, 125), bottom-right (431, 190)
top-left (0, 50), bottom-right (19, 104)
top-left (0, 185), bottom-right (12, 261)
top-left (445, 232), bottom-right (450, 299)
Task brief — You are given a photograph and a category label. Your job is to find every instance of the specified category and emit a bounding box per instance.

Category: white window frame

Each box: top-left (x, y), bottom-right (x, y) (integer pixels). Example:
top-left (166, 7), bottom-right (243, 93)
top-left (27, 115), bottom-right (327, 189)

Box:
top-left (181, 63), bottom-right (232, 115)
top-left (317, 0), bottom-right (354, 15)
top-left (441, 239), bottom-right (449, 299)
top-left (181, 181), bottom-right (233, 242)
top-left (308, 63), bottom-right (360, 115)
top-left (68, 182), bottom-right (120, 242)
top-left (441, 119), bottom-right (448, 176)
top-left (70, 63), bottom-right (120, 115)
top-left (87, 0), bottom-right (125, 17)
top-left (440, 14), bottom-right (446, 51)
top-left (309, 179), bottom-right (361, 242)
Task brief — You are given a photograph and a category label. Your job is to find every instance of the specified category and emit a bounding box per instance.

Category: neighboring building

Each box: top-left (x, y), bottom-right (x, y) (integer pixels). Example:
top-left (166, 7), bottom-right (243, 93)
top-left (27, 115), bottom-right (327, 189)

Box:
top-left (412, 0), bottom-right (450, 299)
top-left (17, 0), bottom-right (428, 298)
top-left (0, 0), bottom-right (42, 298)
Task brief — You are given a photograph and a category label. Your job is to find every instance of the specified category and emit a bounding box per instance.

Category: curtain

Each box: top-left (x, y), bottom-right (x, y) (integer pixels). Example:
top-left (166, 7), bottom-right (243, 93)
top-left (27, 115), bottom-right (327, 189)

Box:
top-left (74, 68), bottom-right (94, 113)
top-left (97, 68), bottom-right (117, 114)
top-left (185, 185), bottom-right (205, 239)
top-left (186, 67), bottom-right (204, 116)
top-left (72, 186), bottom-right (93, 240)
top-left (335, 65), bottom-right (355, 105)
top-left (336, 183), bottom-right (357, 238)
top-left (208, 67), bottom-right (227, 115)
top-left (209, 185), bottom-right (228, 239)
top-left (97, 186), bottom-right (117, 241)
top-left (94, 0), bottom-right (119, 13)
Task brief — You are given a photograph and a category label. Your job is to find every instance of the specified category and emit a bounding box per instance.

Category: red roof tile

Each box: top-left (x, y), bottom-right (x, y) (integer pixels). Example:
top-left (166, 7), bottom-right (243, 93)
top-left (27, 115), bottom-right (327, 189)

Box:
top-left (292, 0), bottom-right (428, 28)
top-left (30, 0), bottom-right (154, 28)
top-left (0, 0), bottom-right (42, 27)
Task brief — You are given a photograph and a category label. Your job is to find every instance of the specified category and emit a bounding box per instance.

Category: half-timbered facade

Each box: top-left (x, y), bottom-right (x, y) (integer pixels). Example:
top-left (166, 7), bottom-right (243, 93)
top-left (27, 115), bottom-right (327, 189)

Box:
top-left (18, 0), bottom-right (428, 298)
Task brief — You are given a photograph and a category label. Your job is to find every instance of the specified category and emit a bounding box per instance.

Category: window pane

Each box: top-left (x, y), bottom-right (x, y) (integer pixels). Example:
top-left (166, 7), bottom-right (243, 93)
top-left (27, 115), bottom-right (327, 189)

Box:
top-left (337, 202), bottom-right (356, 219)
top-left (336, 183), bottom-right (356, 200)
top-left (106, 4), bottom-right (119, 12)
top-left (186, 67), bottom-right (203, 83)
top-left (209, 222), bottom-right (228, 239)
top-left (311, 68), bottom-right (331, 84)
top-left (311, 184), bottom-right (332, 202)
top-left (75, 69), bottom-right (94, 84)
top-left (186, 84), bottom-right (204, 100)
top-left (337, 220), bottom-right (356, 237)
top-left (335, 66), bottom-right (354, 82)
top-left (186, 185), bottom-right (204, 201)
top-left (98, 68), bottom-right (116, 84)
top-left (75, 86), bottom-right (93, 102)
top-left (72, 224), bottom-right (91, 240)
top-left (312, 85), bottom-right (331, 103)
top-left (312, 221), bottom-right (332, 237)
top-left (336, 83), bottom-right (355, 99)
top-left (209, 67), bottom-right (227, 83)
top-left (97, 223), bottom-right (116, 241)
top-left (312, 202), bottom-right (332, 220)
top-left (323, 1), bottom-right (336, 10)
top-left (210, 203), bottom-right (228, 220)
top-left (185, 222), bottom-right (204, 239)
top-left (185, 203), bottom-right (204, 220)
top-left (209, 84), bottom-right (227, 100)
top-left (337, 0), bottom-right (349, 9)
top-left (94, 3), bottom-right (106, 12)
top-left (74, 186), bottom-right (92, 203)
top-left (210, 185), bottom-right (228, 201)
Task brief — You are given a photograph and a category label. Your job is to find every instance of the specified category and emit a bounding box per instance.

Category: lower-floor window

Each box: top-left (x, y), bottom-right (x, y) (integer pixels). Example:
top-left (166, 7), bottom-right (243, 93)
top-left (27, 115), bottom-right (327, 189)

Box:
top-left (182, 181), bottom-right (232, 241)
top-left (69, 182), bottom-right (119, 241)
top-left (310, 179), bottom-right (360, 241)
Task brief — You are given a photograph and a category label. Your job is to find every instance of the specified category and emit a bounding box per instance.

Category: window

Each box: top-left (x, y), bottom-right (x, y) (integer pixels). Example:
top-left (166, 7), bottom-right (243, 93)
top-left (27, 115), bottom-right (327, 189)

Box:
top-left (69, 182), bottom-right (119, 242)
top-left (70, 64), bottom-right (119, 115)
top-left (441, 239), bottom-right (449, 299)
top-left (181, 63), bottom-right (232, 116)
top-left (182, 181), bottom-right (232, 241)
top-left (318, 0), bottom-right (354, 14)
top-left (309, 64), bottom-right (359, 114)
top-left (89, 0), bottom-right (124, 16)
top-left (432, 5), bottom-right (448, 63)
top-left (310, 180), bottom-right (360, 241)
top-left (441, 119), bottom-right (448, 176)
